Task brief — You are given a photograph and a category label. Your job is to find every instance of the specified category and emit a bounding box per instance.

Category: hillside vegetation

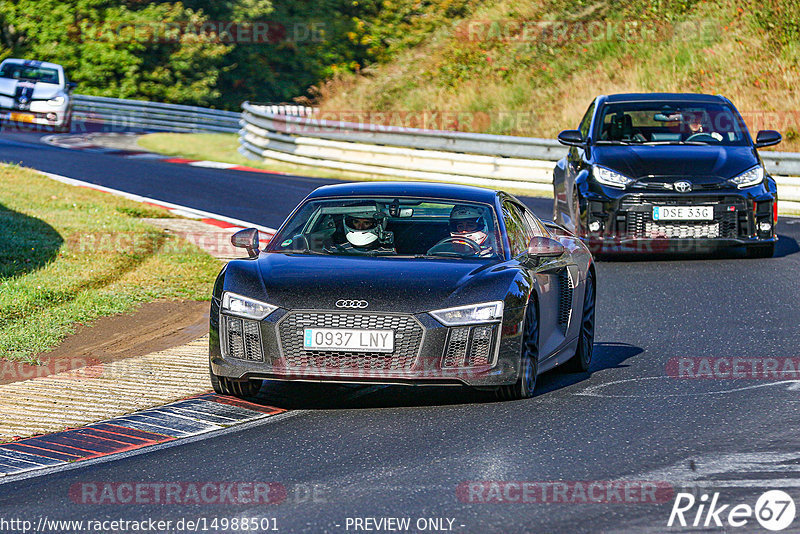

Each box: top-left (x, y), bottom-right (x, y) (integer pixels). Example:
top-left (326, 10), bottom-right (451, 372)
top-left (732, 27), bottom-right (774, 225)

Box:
top-left (318, 0), bottom-right (800, 150)
top-left (0, 0), bottom-right (478, 109)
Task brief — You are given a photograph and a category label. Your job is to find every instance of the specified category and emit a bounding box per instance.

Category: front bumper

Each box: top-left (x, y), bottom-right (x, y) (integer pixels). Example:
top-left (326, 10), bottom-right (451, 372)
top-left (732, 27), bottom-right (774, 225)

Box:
top-left (209, 303), bottom-right (525, 388)
top-left (0, 105), bottom-right (69, 127)
top-left (581, 191), bottom-right (777, 254)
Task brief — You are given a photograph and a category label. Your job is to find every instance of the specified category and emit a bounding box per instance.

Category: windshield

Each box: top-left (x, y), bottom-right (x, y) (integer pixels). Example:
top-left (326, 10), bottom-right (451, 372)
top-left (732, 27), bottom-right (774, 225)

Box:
top-left (0, 63), bottom-right (60, 84)
top-left (267, 197), bottom-right (503, 259)
top-left (595, 101), bottom-right (750, 146)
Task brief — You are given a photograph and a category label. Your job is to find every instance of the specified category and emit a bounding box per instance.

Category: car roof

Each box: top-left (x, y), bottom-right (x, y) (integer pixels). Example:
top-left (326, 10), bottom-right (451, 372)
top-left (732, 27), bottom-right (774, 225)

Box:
top-left (600, 93), bottom-right (727, 104)
top-left (306, 181), bottom-right (501, 204)
top-left (0, 58), bottom-right (63, 70)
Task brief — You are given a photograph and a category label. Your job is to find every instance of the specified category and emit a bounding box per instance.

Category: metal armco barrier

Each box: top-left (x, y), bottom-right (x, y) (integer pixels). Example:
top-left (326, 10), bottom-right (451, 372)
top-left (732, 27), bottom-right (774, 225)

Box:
top-left (72, 94), bottom-right (241, 133)
top-left (239, 102), bottom-right (800, 205)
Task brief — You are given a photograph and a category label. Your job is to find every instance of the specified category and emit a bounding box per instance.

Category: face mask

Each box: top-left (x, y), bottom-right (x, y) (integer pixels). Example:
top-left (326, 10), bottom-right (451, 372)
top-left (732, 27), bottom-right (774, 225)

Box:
top-left (452, 229), bottom-right (488, 245)
top-left (346, 229), bottom-right (380, 247)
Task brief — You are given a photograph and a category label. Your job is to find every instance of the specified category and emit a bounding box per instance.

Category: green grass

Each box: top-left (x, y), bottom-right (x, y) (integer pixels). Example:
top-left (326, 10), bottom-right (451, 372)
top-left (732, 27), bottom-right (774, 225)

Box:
top-left (0, 164), bottom-right (222, 364)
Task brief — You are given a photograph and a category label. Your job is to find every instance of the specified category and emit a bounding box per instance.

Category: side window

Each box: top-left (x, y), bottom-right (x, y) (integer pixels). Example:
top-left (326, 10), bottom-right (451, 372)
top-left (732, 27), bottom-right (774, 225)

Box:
top-left (502, 202), bottom-right (529, 257)
top-left (579, 102), bottom-right (596, 140)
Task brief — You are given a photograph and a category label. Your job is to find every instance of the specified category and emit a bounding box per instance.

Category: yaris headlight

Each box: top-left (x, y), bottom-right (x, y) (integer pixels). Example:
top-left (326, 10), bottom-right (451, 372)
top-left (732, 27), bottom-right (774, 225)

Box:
top-left (730, 165), bottom-right (764, 189)
top-left (592, 165), bottom-right (633, 189)
top-left (430, 301), bottom-right (504, 326)
top-left (221, 292), bottom-right (277, 320)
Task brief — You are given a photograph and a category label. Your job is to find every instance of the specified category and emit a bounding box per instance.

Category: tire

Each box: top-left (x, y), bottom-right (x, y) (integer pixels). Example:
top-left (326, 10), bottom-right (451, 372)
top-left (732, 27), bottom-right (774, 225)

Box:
top-left (496, 300), bottom-right (539, 401)
top-left (746, 243), bottom-right (774, 259)
top-left (562, 270), bottom-right (595, 373)
top-left (209, 366), bottom-right (261, 398)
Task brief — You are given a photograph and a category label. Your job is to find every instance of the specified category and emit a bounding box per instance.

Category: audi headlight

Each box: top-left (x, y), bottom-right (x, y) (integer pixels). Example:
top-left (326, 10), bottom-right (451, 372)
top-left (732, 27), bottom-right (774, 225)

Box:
top-left (592, 165), bottom-right (633, 189)
top-left (430, 301), bottom-right (504, 326)
top-left (46, 96), bottom-right (65, 106)
top-left (221, 292), bottom-right (277, 320)
top-left (730, 165), bottom-right (764, 189)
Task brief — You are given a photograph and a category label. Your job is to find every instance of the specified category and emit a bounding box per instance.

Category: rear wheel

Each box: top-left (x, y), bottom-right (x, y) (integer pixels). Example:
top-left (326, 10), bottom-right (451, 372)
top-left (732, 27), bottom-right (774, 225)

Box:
top-left (496, 300), bottom-right (539, 401)
top-left (210, 366), bottom-right (261, 398)
top-left (746, 243), bottom-right (774, 259)
top-left (562, 270), bottom-right (595, 373)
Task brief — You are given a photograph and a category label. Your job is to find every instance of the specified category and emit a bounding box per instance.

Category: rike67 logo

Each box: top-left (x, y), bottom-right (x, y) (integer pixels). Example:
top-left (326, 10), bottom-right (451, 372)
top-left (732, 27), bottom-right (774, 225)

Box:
top-left (668, 490), bottom-right (796, 531)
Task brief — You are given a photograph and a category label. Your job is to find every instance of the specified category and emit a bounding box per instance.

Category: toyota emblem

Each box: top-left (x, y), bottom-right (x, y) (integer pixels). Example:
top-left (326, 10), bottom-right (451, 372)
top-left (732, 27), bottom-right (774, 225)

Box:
top-left (335, 299), bottom-right (368, 309)
top-left (674, 181), bottom-right (693, 193)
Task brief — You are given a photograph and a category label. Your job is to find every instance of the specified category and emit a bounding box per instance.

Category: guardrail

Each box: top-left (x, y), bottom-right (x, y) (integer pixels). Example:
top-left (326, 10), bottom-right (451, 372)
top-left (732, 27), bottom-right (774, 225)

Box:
top-left (72, 94), bottom-right (241, 133)
top-left (239, 102), bottom-right (800, 205)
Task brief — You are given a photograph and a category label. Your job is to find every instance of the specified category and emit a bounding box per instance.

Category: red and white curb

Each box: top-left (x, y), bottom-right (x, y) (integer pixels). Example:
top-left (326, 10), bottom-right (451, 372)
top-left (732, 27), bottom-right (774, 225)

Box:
top-left (0, 394), bottom-right (284, 478)
top-left (158, 157), bottom-right (287, 176)
top-left (38, 170), bottom-right (277, 240)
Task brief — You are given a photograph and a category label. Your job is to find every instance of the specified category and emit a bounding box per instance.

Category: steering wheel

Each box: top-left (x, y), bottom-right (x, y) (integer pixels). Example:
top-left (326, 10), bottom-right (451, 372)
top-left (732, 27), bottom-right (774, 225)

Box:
top-left (685, 133), bottom-right (719, 143)
top-left (426, 237), bottom-right (482, 257)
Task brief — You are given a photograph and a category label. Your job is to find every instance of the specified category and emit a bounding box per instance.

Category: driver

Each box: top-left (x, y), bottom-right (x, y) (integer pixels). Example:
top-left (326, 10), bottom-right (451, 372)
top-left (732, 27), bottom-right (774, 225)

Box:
top-left (448, 205), bottom-right (494, 257)
top-left (325, 206), bottom-right (395, 255)
top-left (683, 112), bottom-right (723, 141)
top-left (685, 113), bottom-right (706, 134)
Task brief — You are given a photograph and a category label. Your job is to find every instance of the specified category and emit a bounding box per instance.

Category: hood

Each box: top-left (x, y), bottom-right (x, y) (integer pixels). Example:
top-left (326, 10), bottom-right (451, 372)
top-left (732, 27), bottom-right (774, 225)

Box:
top-left (224, 253), bottom-right (515, 314)
top-left (0, 77), bottom-right (62, 100)
top-left (593, 145), bottom-right (759, 181)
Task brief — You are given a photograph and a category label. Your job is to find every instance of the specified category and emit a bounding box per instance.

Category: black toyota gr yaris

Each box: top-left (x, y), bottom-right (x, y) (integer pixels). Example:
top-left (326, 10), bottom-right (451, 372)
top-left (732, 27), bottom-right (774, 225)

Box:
top-left (553, 93), bottom-right (782, 257)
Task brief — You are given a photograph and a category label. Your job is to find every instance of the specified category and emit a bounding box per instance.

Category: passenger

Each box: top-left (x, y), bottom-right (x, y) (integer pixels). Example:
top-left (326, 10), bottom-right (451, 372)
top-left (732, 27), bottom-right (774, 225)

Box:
top-left (448, 205), bottom-right (494, 257)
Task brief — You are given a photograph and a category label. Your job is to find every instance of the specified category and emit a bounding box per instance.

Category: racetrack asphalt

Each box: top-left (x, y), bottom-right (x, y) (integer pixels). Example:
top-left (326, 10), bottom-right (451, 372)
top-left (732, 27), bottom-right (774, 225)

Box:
top-left (1, 128), bottom-right (799, 533)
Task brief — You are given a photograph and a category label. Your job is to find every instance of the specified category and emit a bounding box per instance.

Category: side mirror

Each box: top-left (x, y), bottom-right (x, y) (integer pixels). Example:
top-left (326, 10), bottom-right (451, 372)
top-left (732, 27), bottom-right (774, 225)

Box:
top-left (526, 236), bottom-right (565, 258)
top-left (557, 129), bottom-right (585, 147)
top-left (66, 81), bottom-right (77, 89)
top-left (755, 130), bottom-right (782, 148)
top-left (231, 228), bottom-right (260, 258)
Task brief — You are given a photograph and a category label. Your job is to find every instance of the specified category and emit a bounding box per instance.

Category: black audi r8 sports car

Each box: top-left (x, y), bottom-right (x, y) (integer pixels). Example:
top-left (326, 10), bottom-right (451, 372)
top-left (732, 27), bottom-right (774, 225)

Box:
top-left (209, 182), bottom-right (595, 401)
top-left (553, 93), bottom-right (782, 257)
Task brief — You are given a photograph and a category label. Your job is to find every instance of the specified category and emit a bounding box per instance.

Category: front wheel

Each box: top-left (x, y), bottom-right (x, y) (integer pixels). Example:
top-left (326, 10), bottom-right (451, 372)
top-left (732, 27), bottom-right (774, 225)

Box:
top-left (496, 300), bottom-right (539, 401)
top-left (562, 270), bottom-right (595, 373)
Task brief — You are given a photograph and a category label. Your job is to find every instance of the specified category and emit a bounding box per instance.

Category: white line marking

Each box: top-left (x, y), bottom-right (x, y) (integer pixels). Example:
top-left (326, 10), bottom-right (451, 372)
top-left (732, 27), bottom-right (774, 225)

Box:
top-left (188, 160), bottom-right (237, 169)
top-left (168, 208), bottom-right (205, 219)
top-left (624, 451), bottom-right (800, 489)
top-left (124, 153), bottom-right (169, 159)
top-left (35, 169), bottom-right (277, 234)
top-left (575, 376), bottom-right (800, 398)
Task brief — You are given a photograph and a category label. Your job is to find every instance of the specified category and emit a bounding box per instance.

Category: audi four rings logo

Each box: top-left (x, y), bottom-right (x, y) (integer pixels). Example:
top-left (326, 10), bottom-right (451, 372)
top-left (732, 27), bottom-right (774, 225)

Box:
top-left (336, 299), bottom-right (369, 308)
top-left (674, 181), bottom-right (693, 193)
